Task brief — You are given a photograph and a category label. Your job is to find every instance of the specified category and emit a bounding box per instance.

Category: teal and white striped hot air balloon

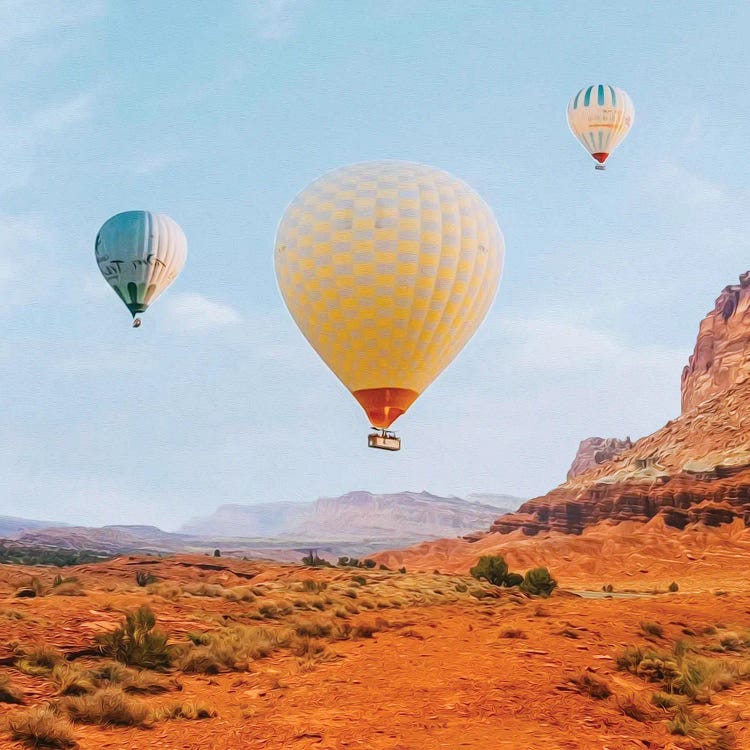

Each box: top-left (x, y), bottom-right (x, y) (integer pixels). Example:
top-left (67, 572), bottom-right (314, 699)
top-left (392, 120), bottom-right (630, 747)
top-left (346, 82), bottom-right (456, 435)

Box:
top-left (567, 84), bottom-right (634, 170)
top-left (95, 211), bottom-right (187, 327)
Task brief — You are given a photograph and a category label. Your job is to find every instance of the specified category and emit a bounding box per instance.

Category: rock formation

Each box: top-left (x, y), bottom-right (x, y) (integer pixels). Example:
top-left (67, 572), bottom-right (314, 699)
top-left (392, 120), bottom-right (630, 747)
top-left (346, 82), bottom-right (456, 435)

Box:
top-left (488, 271), bottom-right (750, 536)
top-left (567, 437), bottom-right (633, 480)
top-left (681, 271), bottom-right (750, 413)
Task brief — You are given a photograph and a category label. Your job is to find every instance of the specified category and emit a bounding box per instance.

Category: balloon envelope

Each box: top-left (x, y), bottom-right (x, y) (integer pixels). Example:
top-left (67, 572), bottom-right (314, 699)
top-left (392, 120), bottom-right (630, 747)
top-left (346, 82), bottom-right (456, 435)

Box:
top-left (567, 84), bottom-right (634, 165)
top-left (95, 211), bottom-right (187, 317)
top-left (274, 161), bottom-right (504, 429)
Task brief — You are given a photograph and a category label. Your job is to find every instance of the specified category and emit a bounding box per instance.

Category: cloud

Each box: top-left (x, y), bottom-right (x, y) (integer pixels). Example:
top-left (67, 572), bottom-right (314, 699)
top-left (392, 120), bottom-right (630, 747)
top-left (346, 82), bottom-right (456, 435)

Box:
top-left (499, 317), bottom-right (685, 377)
top-left (162, 293), bottom-right (243, 332)
top-left (251, 0), bottom-right (304, 40)
top-left (31, 91), bottom-right (96, 133)
top-left (0, 0), bottom-right (103, 52)
top-left (132, 152), bottom-right (183, 176)
top-left (0, 214), bottom-right (54, 307)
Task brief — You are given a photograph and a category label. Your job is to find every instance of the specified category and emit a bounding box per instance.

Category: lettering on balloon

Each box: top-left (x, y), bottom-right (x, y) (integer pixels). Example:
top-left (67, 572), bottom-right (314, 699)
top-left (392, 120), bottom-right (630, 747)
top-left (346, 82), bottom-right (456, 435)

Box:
top-left (97, 254), bottom-right (166, 280)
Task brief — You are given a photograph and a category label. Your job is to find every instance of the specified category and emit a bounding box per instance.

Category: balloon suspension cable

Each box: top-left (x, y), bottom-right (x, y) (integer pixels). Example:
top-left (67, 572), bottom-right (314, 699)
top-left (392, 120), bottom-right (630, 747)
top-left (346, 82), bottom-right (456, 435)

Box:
top-left (132, 317), bottom-right (142, 328)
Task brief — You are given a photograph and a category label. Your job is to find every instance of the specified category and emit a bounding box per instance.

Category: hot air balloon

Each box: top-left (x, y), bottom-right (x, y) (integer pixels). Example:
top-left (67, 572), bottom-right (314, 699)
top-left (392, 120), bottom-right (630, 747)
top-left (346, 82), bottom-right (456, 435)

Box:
top-left (274, 161), bottom-right (504, 451)
top-left (567, 84), bottom-right (634, 170)
top-left (95, 211), bottom-right (187, 327)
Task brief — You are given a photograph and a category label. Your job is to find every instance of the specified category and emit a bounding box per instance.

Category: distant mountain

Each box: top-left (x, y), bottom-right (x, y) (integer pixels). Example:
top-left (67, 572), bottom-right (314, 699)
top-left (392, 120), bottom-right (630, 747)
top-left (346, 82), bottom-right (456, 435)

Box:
top-left (181, 501), bottom-right (312, 538)
top-left (180, 491), bottom-right (524, 541)
top-left (0, 515), bottom-right (68, 539)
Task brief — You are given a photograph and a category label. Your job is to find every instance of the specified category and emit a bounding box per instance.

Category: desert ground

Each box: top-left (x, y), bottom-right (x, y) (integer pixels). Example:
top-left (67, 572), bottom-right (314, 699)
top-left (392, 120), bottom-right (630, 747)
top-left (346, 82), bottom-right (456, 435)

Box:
top-left (0, 542), bottom-right (749, 750)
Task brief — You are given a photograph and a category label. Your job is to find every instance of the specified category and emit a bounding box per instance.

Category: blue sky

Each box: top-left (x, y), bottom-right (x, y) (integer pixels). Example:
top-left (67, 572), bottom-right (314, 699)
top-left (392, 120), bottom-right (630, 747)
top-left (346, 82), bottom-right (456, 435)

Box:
top-left (2, 0), bottom-right (749, 529)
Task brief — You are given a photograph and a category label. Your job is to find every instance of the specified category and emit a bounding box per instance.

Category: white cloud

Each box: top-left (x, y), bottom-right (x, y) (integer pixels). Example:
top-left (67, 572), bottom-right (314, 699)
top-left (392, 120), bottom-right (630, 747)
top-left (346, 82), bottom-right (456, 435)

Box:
top-left (0, 0), bottom-right (103, 52)
top-left (251, 0), bottom-right (304, 40)
top-left (31, 91), bottom-right (96, 133)
top-left (132, 152), bottom-right (183, 176)
top-left (162, 292), bottom-right (243, 332)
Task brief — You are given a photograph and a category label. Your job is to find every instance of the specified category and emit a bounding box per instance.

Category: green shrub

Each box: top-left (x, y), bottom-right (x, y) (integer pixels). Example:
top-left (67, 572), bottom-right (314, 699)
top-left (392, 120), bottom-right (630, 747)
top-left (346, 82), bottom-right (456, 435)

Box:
top-left (96, 605), bottom-right (172, 670)
top-left (469, 556), bottom-right (508, 586)
top-left (520, 567), bottom-right (557, 597)
top-left (505, 572), bottom-right (524, 587)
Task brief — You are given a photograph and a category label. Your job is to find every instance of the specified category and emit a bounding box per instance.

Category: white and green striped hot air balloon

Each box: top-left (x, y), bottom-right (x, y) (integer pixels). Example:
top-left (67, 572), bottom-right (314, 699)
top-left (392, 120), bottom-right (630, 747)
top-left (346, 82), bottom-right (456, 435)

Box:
top-left (95, 211), bottom-right (187, 327)
top-left (567, 84), bottom-right (634, 170)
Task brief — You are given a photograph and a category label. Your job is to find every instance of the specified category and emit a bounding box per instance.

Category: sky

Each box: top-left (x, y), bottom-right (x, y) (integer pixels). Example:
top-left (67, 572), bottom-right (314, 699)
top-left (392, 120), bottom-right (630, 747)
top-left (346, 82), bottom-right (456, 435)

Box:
top-left (2, 0), bottom-right (750, 529)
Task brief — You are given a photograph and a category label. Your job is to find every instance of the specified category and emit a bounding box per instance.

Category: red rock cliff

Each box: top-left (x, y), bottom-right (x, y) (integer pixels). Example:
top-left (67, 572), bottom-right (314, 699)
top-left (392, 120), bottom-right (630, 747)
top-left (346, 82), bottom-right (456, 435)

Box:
top-left (490, 271), bottom-right (750, 536)
top-left (567, 437), bottom-right (634, 480)
top-left (681, 271), bottom-right (750, 413)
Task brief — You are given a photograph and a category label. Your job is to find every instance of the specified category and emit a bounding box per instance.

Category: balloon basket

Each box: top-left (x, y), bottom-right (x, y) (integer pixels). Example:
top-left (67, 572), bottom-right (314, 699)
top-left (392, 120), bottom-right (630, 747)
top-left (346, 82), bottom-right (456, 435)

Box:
top-left (594, 164), bottom-right (606, 171)
top-left (368, 429), bottom-right (401, 451)
top-left (132, 318), bottom-right (142, 328)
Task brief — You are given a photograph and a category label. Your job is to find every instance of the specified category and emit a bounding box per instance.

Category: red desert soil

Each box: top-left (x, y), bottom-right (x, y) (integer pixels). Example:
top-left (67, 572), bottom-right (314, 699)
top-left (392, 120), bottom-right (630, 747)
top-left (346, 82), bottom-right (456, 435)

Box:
top-left (0, 551), bottom-right (749, 749)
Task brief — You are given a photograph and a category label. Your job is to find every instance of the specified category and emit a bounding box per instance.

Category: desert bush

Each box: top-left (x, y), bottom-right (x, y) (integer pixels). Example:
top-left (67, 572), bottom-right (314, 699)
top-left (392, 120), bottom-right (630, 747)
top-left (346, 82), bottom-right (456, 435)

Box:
top-left (61, 687), bottom-right (150, 727)
top-left (213, 549), bottom-right (221, 557)
top-left (178, 625), bottom-right (292, 673)
top-left (299, 579), bottom-right (327, 593)
top-left (96, 605), bottom-right (172, 670)
top-left (363, 559), bottom-right (376, 569)
top-left (667, 706), bottom-right (733, 749)
top-left (300, 551), bottom-right (331, 567)
top-left (293, 618), bottom-right (334, 638)
top-left (147, 581), bottom-right (182, 600)
top-left (8, 705), bottom-right (78, 748)
top-left (351, 575), bottom-right (367, 586)
top-left (177, 647), bottom-right (223, 675)
top-left (569, 671), bottom-right (612, 699)
top-left (398, 567), bottom-right (406, 574)
top-left (16, 645), bottom-right (64, 676)
top-left (183, 582), bottom-right (225, 598)
top-left (602, 583), bottom-right (614, 593)
top-left (51, 664), bottom-right (97, 696)
top-left (0, 672), bottom-right (25, 704)
top-left (617, 694), bottom-right (653, 721)
top-left (668, 581), bottom-right (679, 592)
top-left (640, 621), bottom-right (664, 638)
top-left (88, 662), bottom-right (171, 695)
top-left (155, 700), bottom-right (217, 720)
top-left (520, 568), bottom-right (557, 597)
top-left (135, 570), bottom-right (156, 587)
top-left (469, 556), bottom-right (508, 586)
top-left (222, 586), bottom-right (255, 603)
top-left (500, 628), bottom-right (526, 639)
top-left (505, 572), bottom-right (524, 588)
top-left (651, 690), bottom-right (684, 710)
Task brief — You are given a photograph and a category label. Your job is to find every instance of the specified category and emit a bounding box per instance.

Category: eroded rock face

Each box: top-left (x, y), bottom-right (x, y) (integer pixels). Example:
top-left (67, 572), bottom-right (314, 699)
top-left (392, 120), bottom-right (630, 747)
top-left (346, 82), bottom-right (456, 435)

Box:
top-left (487, 272), bottom-right (750, 536)
top-left (567, 437), bottom-right (634, 480)
top-left (682, 272), bottom-right (750, 414)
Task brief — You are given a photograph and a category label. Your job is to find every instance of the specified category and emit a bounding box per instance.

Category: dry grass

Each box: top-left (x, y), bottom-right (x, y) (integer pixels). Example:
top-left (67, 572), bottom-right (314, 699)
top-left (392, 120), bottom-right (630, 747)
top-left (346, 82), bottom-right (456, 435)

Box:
top-left (50, 664), bottom-right (97, 696)
top-left (8, 705), bottom-right (78, 748)
top-left (0, 672), bottom-right (25, 704)
top-left (16, 646), bottom-right (64, 676)
top-left (155, 700), bottom-right (217, 720)
top-left (569, 671), bottom-right (612, 699)
top-left (60, 687), bottom-right (151, 727)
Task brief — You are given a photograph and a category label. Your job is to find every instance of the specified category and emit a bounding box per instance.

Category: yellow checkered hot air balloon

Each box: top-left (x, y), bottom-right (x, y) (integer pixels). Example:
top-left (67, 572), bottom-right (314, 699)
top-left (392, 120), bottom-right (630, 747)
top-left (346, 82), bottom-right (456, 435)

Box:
top-left (274, 161), bottom-right (504, 451)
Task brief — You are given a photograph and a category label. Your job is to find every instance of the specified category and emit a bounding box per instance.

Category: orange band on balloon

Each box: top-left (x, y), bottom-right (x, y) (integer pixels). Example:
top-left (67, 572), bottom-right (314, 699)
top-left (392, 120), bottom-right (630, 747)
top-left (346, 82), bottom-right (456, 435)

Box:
top-left (352, 387), bottom-right (420, 429)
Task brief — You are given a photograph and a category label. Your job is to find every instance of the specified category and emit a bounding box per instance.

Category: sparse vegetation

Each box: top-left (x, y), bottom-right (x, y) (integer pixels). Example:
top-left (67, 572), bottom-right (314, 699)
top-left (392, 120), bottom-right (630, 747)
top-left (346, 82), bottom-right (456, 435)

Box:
top-left (96, 606), bottom-right (172, 670)
top-left (135, 570), bottom-right (157, 587)
top-left (301, 550), bottom-right (332, 567)
top-left (640, 621), bottom-right (665, 638)
top-left (155, 700), bottom-right (217, 720)
top-left (8, 705), bottom-right (78, 749)
top-left (61, 687), bottom-right (151, 727)
top-left (0, 672), bottom-right (25, 704)
top-left (668, 581), bottom-right (679, 592)
top-left (470, 556), bottom-right (510, 586)
top-left (569, 671), bottom-right (612, 699)
top-left (520, 567), bottom-right (557, 597)
top-left (16, 646), bottom-right (64, 676)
